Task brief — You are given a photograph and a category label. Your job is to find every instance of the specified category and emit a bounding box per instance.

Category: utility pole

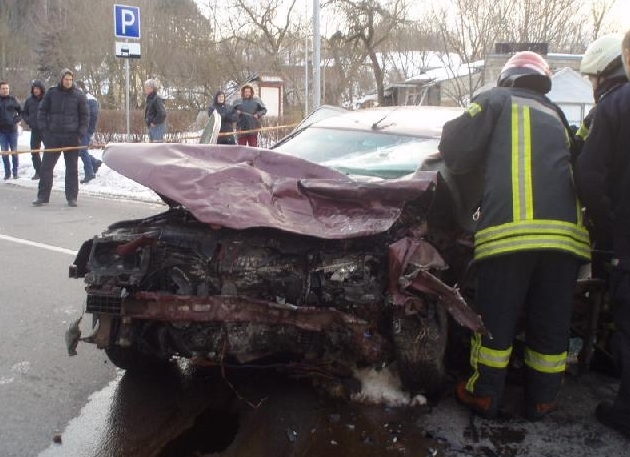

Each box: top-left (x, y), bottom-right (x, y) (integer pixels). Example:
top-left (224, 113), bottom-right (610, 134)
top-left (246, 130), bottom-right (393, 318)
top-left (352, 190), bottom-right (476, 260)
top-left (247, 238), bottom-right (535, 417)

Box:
top-left (304, 0), bottom-right (309, 115)
top-left (312, 0), bottom-right (321, 109)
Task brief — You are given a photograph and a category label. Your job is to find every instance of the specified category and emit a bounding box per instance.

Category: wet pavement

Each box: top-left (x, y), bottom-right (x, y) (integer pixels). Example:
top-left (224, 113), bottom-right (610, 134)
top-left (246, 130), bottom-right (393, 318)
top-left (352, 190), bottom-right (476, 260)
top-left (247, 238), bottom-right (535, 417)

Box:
top-left (37, 360), bottom-right (628, 457)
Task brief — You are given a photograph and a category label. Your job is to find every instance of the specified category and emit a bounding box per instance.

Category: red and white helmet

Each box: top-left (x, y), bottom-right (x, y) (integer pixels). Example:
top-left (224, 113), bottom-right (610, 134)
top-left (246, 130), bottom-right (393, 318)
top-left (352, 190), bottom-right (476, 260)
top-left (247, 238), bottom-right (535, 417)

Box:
top-left (497, 51), bottom-right (552, 94)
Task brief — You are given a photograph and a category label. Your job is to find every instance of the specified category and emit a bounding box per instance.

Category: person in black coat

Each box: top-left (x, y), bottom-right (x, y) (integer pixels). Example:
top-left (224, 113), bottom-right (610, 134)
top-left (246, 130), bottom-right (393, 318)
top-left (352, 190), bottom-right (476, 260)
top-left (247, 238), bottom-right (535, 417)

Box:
top-left (574, 30), bottom-right (630, 440)
top-left (0, 81), bottom-right (22, 179)
top-left (143, 79), bottom-right (166, 142)
top-left (208, 91), bottom-right (236, 144)
top-left (22, 79), bottom-right (46, 179)
top-left (33, 68), bottom-right (88, 207)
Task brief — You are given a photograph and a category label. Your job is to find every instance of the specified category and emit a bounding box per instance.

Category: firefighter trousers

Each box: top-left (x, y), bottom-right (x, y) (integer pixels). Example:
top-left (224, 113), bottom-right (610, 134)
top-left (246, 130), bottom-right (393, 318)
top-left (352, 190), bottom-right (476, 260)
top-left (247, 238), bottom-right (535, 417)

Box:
top-left (466, 251), bottom-right (580, 406)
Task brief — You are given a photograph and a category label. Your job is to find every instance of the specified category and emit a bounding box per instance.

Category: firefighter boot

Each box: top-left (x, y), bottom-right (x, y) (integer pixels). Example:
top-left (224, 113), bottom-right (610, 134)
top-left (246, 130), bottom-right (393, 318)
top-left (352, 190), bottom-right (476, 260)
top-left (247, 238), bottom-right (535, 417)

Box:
top-left (455, 381), bottom-right (498, 419)
top-left (525, 400), bottom-right (558, 421)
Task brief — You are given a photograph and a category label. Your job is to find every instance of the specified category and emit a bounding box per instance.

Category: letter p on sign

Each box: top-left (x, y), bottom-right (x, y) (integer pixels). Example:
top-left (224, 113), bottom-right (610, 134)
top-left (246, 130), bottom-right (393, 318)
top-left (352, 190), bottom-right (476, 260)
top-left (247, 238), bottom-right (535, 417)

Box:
top-left (114, 4), bottom-right (141, 39)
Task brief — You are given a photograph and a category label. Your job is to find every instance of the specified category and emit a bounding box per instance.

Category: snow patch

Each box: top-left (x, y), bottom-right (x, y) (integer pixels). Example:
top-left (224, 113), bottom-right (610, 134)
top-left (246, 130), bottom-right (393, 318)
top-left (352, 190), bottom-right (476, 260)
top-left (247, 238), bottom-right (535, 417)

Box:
top-left (351, 365), bottom-right (426, 407)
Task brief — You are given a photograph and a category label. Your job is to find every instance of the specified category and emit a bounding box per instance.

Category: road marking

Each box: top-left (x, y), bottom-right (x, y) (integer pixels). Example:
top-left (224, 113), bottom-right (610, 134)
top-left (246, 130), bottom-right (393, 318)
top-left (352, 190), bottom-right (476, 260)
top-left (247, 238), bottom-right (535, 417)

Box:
top-left (0, 234), bottom-right (77, 256)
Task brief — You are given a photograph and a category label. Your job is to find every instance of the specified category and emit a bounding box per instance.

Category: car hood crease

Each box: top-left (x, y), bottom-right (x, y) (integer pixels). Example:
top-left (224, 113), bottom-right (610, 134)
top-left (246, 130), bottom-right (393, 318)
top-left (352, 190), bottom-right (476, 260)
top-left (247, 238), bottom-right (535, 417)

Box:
top-left (103, 143), bottom-right (438, 239)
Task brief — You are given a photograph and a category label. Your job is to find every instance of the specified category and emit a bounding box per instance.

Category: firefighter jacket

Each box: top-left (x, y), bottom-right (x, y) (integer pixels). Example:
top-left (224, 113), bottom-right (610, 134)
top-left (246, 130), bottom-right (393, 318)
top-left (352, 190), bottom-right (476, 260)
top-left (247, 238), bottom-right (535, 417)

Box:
top-left (575, 82), bottom-right (630, 260)
top-left (574, 76), bottom-right (627, 157)
top-left (438, 86), bottom-right (590, 262)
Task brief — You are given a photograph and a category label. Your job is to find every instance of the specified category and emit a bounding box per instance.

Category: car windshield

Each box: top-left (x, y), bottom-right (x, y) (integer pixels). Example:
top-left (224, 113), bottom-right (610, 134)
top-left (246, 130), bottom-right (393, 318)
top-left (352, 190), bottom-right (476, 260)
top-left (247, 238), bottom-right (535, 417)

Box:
top-left (273, 126), bottom-right (430, 164)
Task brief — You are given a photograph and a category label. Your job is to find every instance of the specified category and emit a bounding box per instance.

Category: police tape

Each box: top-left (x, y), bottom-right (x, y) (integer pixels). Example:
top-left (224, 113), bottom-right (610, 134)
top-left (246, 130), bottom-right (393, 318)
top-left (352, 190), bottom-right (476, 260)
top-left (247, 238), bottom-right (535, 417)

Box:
top-left (216, 122), bottom-right (299, 137)
top-left (0, 145), bottom-right (100, 155)
top-left (0, 123), bottom-right (300, 155)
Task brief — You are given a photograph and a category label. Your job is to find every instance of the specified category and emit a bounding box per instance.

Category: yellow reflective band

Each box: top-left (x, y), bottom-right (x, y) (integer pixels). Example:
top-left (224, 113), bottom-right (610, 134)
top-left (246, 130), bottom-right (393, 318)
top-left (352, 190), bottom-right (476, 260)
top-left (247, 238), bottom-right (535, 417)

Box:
top-left (576, 123), bottom-right (589, 140)
top-left (524, 347), bottom-right (567, 374)
top-left (511, 103), bottom-right (534, 221)
top-left (511, 104), bottom-right (521, 220)
top-left (466, 333), bottom-right (482, 391)
top-left (474, 234), bottom-right (591, 260)
top-left (466, 102), bottom-right (482, 117)
top-left (478, 345), bottom-right (512, 368)
top-left (476, 220), bottom-right (590, 246)
top-left (468, 332), bottom-right (511, 369)
top-left (523, 107), bottom-right (533, 220)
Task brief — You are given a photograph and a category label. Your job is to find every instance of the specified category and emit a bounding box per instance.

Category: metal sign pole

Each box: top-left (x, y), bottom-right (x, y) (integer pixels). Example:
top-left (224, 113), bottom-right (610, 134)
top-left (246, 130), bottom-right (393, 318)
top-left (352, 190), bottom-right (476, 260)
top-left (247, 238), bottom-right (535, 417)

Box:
top-left (312, 0), bottom-right (321, 109)
top-left (125, 57), bottom-right (130, 141)
top-left (114, 4), bottom-right (141, 142)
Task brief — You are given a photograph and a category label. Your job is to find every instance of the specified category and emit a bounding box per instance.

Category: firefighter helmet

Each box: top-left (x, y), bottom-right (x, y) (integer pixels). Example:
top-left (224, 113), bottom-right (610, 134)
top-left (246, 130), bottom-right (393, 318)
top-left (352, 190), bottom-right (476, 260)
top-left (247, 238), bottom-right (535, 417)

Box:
top-left (497, 51), bottom-right (552, 94)
top-left (580, 33), bottom-right (623, 77)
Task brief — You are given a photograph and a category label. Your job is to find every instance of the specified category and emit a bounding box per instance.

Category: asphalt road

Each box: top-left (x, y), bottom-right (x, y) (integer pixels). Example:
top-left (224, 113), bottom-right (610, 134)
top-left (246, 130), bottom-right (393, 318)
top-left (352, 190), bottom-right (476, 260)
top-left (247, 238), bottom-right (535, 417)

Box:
top-left (0, 183), bottom-right (165, 457)
top-left (0, 183), bottom-right (628, 457)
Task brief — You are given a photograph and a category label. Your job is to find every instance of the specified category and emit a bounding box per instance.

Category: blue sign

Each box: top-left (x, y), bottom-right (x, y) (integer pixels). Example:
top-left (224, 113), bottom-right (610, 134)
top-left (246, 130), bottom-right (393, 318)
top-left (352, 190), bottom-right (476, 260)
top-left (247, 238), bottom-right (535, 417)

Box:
top-left (114, 4), bottom-right (141, 39)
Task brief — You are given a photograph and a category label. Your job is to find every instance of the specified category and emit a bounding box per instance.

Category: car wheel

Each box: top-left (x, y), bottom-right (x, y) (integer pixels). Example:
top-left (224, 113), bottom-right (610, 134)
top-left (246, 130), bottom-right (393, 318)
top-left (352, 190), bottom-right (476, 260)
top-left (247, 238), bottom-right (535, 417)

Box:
top-left (392, 300), bottom-right (448, 399)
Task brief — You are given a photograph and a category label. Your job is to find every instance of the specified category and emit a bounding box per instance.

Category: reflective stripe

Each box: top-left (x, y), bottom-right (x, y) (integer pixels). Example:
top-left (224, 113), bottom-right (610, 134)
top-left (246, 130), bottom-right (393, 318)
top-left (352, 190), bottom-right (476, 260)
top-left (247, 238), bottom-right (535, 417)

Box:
top-left (511, 104), bottom-right (521, 220)
top-left (466, 333), bottom-right (482, 391)
top-left (474, 219), bottom-right (591, 260)
top-left (466, 333), bottom-right (512, 391)
top-left (511, 104), bottom-right (534, 221)
top-left (524, 347), bottom-right (567, 374)
top-left (474, 234), bottom-right (591, 260)
top-left (576, 122), bottom-right (589, 140)
top-left (476, 220), bottom-right (590, 245)
top-left (467, 102), bottom-right (482, 117)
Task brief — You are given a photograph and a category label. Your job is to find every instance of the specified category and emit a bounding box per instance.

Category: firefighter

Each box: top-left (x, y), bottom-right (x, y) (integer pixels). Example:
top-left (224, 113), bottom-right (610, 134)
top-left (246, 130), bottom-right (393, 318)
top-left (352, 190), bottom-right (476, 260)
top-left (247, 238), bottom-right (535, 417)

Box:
top-left (438, 51), bottom-right (590, 421)
top-left (575, 31), bottom-right (630, 439)
top-left (574, 33), bottom-right (627, 154)
top-left (577, 34), bottom-right (627, 280)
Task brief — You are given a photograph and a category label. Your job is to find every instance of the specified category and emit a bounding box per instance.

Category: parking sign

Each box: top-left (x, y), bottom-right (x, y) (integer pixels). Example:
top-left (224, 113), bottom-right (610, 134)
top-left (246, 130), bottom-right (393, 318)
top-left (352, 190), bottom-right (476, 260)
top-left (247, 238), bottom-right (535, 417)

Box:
top-left (114, 4), bottom-right (141, 39)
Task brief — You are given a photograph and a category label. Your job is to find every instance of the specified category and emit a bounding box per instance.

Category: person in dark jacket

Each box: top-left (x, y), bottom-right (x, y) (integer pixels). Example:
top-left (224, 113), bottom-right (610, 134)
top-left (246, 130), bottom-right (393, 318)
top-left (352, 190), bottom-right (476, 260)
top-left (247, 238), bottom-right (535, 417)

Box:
top-left (0, 81), bottom-right (22, 179)
top-left (143, 79), bottom-right (166, 142)
top-left (22, 80), bottom-right (45, 180)
top-left (208, 91), bottom-right (236, 145)
top-left (438, 51), bottom-right (590, 421)
top-left (574, 34), bottom-right (627, 156)
top-left (233, 84), bottom-right (266, 147)
top-left (33, 68), bottom-right (88, 207)
top-left (574, 34), bottom-right (627, 280)
top-left (75, 80), bottom-right (102, 183)
top-left (574, 31), bottom-right (630, 440)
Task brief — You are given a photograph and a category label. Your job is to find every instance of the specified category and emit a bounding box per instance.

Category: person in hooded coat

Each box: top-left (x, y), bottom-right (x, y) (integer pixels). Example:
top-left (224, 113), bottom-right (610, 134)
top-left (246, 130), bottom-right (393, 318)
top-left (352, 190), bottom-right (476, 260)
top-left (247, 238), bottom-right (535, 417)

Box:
top-left (208, 91), bottom-right (237, 145)
top-left (22, 79), bottom-right (46, 180)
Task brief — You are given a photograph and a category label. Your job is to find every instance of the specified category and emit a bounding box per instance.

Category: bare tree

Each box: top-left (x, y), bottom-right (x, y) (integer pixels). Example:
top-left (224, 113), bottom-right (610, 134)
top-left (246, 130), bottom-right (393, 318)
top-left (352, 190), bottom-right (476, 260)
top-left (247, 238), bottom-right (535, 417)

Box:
top-left (589, 0), bottom-right (617, 41)
top-left (427, 0), bottom-right (605, 106)
top-left (326, 0), bottom-right (409, 105)
top-left (428, 0), bottom-right (507, 106)
top-left (226, 0), bottom-right (300, 73)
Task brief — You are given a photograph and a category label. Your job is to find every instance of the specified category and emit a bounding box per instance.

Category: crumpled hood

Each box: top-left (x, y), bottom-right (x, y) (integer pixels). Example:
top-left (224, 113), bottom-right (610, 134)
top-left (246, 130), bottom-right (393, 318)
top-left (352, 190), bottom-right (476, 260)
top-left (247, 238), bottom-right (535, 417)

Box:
top-left (102, 143), bottom-right (437, 239)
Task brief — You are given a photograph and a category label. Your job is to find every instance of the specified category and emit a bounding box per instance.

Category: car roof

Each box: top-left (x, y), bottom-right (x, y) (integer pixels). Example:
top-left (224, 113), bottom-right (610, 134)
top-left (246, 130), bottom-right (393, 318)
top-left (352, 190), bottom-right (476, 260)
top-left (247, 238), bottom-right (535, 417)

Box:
top-left (308, 105), bottom-right (465, 138)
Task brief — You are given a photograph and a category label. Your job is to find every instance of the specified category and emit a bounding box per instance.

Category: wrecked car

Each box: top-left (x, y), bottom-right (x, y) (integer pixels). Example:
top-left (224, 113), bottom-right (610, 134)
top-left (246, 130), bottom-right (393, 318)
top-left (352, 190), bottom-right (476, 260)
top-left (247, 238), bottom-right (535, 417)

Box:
top-left (69, 107), bottom-right (491, 399)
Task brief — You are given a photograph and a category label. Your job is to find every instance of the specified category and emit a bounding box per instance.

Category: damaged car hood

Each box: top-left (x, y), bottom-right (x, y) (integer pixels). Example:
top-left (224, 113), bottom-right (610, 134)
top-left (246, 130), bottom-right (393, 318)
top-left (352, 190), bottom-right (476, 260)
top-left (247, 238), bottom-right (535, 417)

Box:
top-left (103, 143), bottom-right (438, 239)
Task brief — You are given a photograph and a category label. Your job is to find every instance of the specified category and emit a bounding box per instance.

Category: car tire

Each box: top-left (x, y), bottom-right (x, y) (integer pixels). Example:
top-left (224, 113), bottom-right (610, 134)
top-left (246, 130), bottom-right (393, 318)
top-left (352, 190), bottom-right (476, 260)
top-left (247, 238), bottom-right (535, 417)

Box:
top-left (392, 300), bottom-right (448, 399)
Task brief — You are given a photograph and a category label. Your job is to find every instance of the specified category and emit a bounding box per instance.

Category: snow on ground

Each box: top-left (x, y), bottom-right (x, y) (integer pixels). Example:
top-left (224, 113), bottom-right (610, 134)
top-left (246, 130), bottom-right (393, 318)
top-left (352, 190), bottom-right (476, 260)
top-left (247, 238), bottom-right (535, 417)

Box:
top-left (5, 129), bottom-right (161, 203)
